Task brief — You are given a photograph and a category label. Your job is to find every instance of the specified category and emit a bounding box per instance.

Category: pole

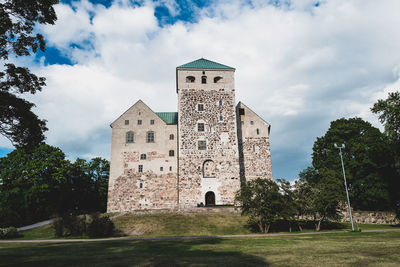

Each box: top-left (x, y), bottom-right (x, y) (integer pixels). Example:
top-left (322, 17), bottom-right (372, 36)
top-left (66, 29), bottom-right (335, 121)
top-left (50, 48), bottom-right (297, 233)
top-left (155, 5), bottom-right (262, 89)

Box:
top-left (336, 144), bottom-right (355, 231)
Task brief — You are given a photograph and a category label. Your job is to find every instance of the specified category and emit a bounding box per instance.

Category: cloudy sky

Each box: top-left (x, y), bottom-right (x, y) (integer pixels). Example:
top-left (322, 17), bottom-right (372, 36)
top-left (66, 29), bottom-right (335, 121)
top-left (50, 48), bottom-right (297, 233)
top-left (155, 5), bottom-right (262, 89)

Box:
top-left (1, 0), bottom-right (400, 180)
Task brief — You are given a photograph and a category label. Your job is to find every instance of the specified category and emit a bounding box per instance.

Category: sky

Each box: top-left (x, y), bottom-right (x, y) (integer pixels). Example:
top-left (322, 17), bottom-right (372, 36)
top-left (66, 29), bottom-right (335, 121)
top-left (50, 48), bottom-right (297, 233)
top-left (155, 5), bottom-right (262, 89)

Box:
top-left (1, 0), bottom-right (400, 180)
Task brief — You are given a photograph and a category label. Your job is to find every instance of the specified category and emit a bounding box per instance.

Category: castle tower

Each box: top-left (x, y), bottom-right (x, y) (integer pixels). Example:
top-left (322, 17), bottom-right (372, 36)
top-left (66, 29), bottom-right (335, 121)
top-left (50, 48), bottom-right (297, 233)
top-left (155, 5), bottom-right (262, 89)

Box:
top-left (176, 58), bottom-right (241, 208)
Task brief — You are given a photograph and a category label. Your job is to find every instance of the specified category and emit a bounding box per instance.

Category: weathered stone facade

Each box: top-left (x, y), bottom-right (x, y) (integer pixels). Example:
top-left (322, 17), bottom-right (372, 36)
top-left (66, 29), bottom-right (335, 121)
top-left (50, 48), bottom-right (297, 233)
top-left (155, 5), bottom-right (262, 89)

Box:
top-left (107, 58), bottom-right (273, 212)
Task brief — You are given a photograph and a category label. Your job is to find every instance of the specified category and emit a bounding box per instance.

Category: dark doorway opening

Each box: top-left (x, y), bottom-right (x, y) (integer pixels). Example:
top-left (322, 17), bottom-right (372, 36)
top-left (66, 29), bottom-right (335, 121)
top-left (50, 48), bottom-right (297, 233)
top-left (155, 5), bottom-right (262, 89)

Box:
top-left (205, 191), bottom-right (215, 206)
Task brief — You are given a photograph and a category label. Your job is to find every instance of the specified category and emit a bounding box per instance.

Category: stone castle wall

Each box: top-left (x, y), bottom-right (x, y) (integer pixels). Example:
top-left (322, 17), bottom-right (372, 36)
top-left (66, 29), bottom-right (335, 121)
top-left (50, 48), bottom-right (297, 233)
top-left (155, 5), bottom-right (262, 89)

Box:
top-left (177, 69), bottom-right (241, 208)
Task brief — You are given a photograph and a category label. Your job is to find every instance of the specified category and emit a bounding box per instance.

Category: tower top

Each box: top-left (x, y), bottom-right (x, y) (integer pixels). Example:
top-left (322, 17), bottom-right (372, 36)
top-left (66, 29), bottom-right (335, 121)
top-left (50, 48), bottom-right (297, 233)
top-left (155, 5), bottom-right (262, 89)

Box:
top-left (177, 58), bottom-right (235, 70)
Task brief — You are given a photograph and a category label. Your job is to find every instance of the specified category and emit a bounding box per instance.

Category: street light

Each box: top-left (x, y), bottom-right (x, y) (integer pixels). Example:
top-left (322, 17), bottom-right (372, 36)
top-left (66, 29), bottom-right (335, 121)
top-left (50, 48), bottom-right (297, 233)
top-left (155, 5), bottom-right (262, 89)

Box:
top-left (334, 143), bottom-right (355, 231)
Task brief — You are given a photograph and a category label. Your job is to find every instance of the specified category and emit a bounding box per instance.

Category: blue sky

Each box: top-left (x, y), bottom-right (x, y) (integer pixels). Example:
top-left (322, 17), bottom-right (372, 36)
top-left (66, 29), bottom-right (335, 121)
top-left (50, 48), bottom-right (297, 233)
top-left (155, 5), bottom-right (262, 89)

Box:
top-left (2, 0), bottom-right (400, 180)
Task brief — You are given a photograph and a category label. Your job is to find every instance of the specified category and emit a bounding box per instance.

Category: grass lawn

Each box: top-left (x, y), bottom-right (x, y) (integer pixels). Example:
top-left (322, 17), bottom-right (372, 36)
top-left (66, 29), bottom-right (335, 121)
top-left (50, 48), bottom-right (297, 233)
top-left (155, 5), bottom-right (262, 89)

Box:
top-left (1, 231), bottom-right (400, 266)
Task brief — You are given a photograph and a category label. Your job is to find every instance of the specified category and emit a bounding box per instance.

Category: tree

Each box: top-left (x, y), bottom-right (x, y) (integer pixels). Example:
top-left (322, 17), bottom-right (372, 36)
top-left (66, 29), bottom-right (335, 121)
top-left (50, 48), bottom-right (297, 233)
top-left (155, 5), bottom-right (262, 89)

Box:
top-left (312, 117), bottom-right (396, 211)
top-left (235, 178), bottom-right (284, 233)
top-left (371, 91), bottom-right (400, 218)
top-left (0, 0), bottom-right (58, 148)
top-left (277, 179), bottom-right (297, 232)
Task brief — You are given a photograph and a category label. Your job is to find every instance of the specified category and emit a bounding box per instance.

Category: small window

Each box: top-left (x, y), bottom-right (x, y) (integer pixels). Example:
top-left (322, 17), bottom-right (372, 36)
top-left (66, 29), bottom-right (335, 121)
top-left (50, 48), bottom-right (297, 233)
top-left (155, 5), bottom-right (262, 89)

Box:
top-left (125, 120), bottom-right (129, 125)
top-left (138, 165), bottom-right (143, 172)
top-left (219, 115), bottom-right (223, 121)
top-left (160, 167), bottom-right (163, 171)
top-left (169, 134), bottom-right (174, 140)
top-left (138, 120), bottom-right (142, 125)
top-left (198, 104), bottom-right (204, 112)
top-left (140, 182), bottom-right (143, 188)
top-left (256, 129), bottom-right (260, 135)
top-left (198, 141), bottom-right (206, 150)
top-left (126, 132), bottom-right (134, 143)
top-left (239, 108), bottom-right (245, 115)
top-left (169, 150), bottom-right (174, 157)
top-left (250, 121), bottom-right (254, 125)
top-left (140, 154), bottom-right (146, 160)
top-left (147, 132), bottom-right (154, 143)
top-left (198, 123), bottom-right (205, 132)
top-left (214, 76), bottom-right (223, 83)
top-left (169, 166), bottom-right (172, 171)
top-left (186, 76), bottom-right (195, 83)
top-left (219, 100), bottom-right (222, 106)
top-left (150, 120), bottom-right (154, 125)
top-left (201, 76), bottom-right (207, 84)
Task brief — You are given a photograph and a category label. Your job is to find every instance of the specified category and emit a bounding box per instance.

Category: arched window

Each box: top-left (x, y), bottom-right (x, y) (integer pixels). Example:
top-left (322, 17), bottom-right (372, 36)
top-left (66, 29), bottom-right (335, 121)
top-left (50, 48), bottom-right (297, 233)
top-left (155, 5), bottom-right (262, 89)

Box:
top-left (126, 132), bottom-right (134, 143)
top-left (186, 76), bottom-right (195, 83)
top-left (256, 129), bottom-right (260, 135)
top-left (203, 160), bottom-right (216, 178)
top-left (201, 76), bottom-right (207, 84)
top-left (147, 131), bottom-right (155, 143)
top-left (214, 76), bottom-right (223, 83)
top-left (140, 154), bottom-right (146, 160)
top-left (169, 134), bottom-right (174, 140)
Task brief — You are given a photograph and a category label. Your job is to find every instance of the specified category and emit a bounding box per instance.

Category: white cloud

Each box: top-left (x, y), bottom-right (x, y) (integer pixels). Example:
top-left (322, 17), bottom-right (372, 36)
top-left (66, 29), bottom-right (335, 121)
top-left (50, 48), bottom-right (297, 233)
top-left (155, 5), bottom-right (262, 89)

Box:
top-left (2, 0), bottom-right (400, 179)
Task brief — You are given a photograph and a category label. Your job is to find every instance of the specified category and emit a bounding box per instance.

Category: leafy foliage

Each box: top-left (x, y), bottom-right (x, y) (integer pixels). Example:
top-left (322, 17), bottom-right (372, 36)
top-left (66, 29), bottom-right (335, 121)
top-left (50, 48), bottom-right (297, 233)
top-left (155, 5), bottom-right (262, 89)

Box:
top-left (235, 178), bottom-right (285, 233)
top-left (0, 227), bottom-right (19, 239)
top-left (0, 0), bottom-right (58, 148)
top-left (312, 117), bottom-right (396, 211)
top-left (0, 144), bottom-right (110, 227)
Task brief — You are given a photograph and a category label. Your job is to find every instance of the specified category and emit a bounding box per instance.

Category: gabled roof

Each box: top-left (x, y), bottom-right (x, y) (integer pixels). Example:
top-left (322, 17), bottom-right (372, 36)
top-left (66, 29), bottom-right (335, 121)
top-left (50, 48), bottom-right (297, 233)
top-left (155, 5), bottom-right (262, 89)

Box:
top-left (177, 58), bottom-right (235, 70)
top-left (237, 101), bottom-right (271, 128)
top-left (156, 112), bottom-right (178, 125)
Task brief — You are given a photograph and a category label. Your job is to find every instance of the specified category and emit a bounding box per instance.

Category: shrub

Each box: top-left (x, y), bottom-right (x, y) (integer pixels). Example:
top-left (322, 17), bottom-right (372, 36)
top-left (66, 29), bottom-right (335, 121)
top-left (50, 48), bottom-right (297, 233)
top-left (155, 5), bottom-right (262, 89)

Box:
top-left (86, 213), bottom-right (114, 238)
top-left (52, 214), bottom-right (86, 237)
top-left (0, 227), bottom-right (19, 239)
top-left (0, 210), bottom-right (22, 228)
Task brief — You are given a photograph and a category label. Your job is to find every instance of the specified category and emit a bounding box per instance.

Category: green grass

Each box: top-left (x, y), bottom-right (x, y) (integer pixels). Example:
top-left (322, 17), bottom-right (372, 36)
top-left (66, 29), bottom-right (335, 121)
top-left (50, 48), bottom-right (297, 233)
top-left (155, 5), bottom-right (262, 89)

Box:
top-left (1, 231), bottom-right (400, 266)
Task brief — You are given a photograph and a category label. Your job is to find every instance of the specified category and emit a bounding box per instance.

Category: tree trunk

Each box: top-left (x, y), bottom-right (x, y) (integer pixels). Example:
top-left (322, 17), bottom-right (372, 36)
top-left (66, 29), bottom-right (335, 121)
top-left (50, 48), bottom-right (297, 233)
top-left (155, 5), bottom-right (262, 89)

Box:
top-left (316, 219), bottom-right (322, 231)
top-left (298, 225), bottom-right (303, 232)
top-left (289, 222), bottom-right (292, 232)
top-left (258, 222), bottom-right (264, 233)
top-left (265, 224), bottom-right (270, 233)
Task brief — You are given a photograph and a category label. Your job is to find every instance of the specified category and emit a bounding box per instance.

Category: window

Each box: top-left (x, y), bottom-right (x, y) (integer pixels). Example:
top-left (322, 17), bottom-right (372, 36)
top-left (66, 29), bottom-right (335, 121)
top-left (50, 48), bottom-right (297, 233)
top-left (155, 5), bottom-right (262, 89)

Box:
top-left (250, 121), bottom-right (254, 125)
top-left (150, 119), bottom-right (154, 125)
top-left (140, 154), bottom-right (146, 160)
top-left (125, 120), bottom-right (129, 125)
top-left (219, 115), bottom-right (223, 121)
top-left (256, 129), bottom-right (260, 135)
top-left (201, 76), bottom-right (207, 84)
top-left (169, 166), bottom-right (172, 171)
top-left (140, 183), bottom-right (143, 188)
top-left (169, 134), bottom-right (174, 140)
top-left (126, 132), bottom-right (134, 143)
top-left (198, 104), bottom-right (204, 112)
top-left (203, 160), bottom-right (216, 178)
top-left (160, 167), bottom-right (163, 171)
top-left (198, 123), bottom-right (205, 132)
top-left (239, 108), bottom-right (245, 115)
top-left (138, 120), bottom-right (142, 125)
top-left (147, 131), bottom-right (154, 143)
top-left (186, 76), bottom-right (195, 83)
top-left (214, 76), bottom-right (222, 83)
top-left (198, 141), bottom-right (206, 150)
top-left (219, 100), bottom-right (222, 106)
top-left (169, 150), bottom-right (174, 157)
top-left (138, 165), bottom-right (143, 172)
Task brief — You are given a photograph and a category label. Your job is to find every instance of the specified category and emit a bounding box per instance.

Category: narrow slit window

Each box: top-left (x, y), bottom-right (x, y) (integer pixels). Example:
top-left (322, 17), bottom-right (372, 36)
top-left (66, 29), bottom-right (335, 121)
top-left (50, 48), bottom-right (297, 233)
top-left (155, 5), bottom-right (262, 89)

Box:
top-left (256, 129), bottom-right (260, 135)
top-left (169, 166), bottom-right (172, 171)
top-left (140, 183), bottom-right (143, 188)
top-left (219, 100), bottom-right (222, 106)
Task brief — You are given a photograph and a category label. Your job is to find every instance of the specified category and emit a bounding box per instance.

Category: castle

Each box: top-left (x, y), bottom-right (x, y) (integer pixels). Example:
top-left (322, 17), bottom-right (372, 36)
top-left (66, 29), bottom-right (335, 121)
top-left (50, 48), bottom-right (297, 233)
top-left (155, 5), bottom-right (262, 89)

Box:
top-left (107, 58), bottom-right (273, 212)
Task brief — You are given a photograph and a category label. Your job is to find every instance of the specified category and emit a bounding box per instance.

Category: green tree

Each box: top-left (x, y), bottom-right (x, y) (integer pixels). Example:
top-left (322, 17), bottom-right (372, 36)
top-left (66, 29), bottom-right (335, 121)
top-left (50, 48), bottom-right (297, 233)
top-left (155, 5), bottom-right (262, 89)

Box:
top-left (312, 117), bottom-right (396, 211)
top-left (298, 167), bottom-right (343, 231)
top-left (277, 179), bottom-right (297, 232)
top-left (0, 0), bottom-right (58, 148)
top-left (371, 91), bottom-right (400, 218)
top-left (235, 178), bottom-right (284, 233)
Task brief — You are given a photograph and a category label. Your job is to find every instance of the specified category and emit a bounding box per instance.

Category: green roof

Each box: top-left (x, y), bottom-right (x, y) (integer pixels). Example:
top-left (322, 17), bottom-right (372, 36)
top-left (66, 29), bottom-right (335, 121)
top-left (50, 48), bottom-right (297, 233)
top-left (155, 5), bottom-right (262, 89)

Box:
top-left (177, 58), bottom-right (235, 70)
top-left (156, 112), bottom-right (178, 125)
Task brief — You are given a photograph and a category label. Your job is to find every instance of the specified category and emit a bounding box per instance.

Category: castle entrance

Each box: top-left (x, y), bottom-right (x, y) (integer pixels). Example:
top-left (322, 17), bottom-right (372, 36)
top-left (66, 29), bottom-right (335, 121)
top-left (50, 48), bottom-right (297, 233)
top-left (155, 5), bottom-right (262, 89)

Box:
top-left (205, 191), bottom-right (215, 206)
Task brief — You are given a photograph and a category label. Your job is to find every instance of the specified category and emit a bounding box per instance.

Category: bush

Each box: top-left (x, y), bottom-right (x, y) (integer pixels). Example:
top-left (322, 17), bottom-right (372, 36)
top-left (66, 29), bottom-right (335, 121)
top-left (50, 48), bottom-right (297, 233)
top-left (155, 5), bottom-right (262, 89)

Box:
top-left (52, 213), bottom-right (114, 238)
top-left (0, 210), bottom-right (22, 228)
top-left (52, 214), bottom-right (87, 237)
top-left (86, 213), bottom-right (115, 238)
top-left (0, 227), bottom-right (19, 239)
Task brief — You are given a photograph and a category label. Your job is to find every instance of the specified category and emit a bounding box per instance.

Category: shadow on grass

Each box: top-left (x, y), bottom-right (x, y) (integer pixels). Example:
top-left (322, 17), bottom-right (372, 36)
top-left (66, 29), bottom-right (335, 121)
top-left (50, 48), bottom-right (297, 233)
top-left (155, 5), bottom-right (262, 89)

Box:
top-left (0, 238), bottom-right (268, 266)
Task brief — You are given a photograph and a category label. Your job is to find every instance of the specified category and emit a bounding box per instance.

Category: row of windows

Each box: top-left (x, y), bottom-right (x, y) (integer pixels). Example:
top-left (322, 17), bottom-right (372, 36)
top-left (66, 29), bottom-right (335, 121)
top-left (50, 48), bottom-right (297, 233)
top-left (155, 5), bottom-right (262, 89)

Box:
top-left (126, 132), bottom-right (174, 143)
top-left (137, 165), bottom-right (173, 173)
top-left (125, 119), bottom-right (155, 126)
top-left (197, 101), bottom-right (223, 112)
top-left (186, 76), bottom-right (223, 84)
top-left (139, 150), bottom-right (174, 160)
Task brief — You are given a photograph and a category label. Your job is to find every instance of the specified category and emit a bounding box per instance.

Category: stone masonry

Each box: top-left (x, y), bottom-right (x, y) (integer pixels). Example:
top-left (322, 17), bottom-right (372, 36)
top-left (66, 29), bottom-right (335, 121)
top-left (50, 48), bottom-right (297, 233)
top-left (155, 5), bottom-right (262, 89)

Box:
top-left (107, 58), bottom-right (273, 212)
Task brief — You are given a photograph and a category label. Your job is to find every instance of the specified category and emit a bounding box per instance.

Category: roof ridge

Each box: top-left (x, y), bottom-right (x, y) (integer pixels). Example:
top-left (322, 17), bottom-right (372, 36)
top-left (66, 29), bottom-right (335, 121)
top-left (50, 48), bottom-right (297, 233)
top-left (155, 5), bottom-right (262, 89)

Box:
top-left (177, 58), bottom-right (235, 70)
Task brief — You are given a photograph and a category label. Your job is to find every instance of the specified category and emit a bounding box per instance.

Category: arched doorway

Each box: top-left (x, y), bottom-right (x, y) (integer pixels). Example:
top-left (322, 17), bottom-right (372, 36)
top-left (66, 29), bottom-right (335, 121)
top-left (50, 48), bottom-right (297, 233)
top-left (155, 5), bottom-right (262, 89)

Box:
top-left (205, 191), bottom-right (215, 206)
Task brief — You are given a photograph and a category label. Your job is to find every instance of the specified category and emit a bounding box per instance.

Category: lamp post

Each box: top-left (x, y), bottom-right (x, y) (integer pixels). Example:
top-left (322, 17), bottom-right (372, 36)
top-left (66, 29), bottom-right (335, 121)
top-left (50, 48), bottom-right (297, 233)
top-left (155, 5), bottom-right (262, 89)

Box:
top-left (334, 143), bottom-right (355, 231)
